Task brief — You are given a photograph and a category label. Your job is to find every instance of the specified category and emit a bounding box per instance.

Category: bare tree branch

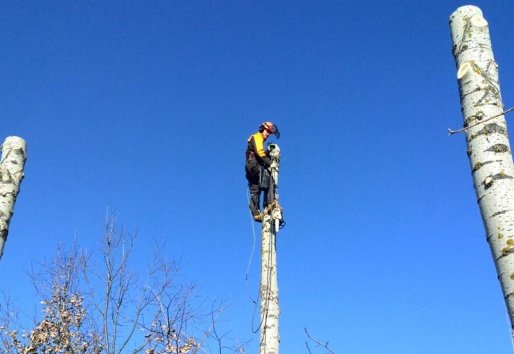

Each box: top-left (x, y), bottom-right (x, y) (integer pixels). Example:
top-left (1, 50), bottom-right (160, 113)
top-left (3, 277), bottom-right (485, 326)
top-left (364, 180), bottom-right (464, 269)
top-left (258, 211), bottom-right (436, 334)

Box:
top-left (0, 216), bottom-right (247, 354)
top-left (304, 327), bottom-right (335, 354)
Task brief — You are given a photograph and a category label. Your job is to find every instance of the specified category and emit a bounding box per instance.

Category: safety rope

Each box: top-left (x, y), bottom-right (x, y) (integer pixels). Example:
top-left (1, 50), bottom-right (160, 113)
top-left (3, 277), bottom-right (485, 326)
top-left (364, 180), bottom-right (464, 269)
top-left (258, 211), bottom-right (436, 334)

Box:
top-left (245, 188), bottom-right (266, 336)
top-left (245, 189), bottom-right (259, 304)
top-left (245, 188), bottom-right (275, 350)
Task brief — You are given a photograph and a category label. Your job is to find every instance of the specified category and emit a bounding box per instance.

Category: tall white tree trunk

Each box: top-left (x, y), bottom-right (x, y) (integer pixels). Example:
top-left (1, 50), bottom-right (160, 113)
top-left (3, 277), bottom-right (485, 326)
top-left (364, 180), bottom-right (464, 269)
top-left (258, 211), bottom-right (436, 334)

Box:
top-left (259, 144), bottom-right (281, 354)
top-left (0, 136), bottom-right (27, 260)
top-left (260, 213), bottom-right (279, 354)
top-left (450, 6), bottom-right (514, 333)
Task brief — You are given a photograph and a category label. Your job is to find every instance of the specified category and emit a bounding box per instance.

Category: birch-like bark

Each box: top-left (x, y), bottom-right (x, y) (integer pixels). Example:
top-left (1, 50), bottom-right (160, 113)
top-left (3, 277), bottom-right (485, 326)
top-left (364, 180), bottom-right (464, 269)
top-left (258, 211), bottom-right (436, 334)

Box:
top-left (0, 137), bottom-right (27, 260)
top-left (450, 6), bottom-right (514, 332)
top-left (259, 144), bottom-right (281, 354)
top-left (260, 213), bottom-right (279, 354)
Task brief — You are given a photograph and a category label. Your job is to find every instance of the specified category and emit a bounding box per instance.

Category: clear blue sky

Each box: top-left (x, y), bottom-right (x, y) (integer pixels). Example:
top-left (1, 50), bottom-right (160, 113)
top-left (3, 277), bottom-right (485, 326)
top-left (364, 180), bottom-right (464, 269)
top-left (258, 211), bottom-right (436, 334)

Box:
top-left (1, 1), bottom-right (514, 353)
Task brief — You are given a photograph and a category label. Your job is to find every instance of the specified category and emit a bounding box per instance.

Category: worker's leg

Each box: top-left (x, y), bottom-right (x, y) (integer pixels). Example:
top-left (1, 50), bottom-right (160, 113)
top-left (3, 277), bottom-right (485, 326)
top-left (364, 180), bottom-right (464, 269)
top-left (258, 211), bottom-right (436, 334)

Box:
top-left (264, 186), bottom-right (273, 210)
top-left (249, 183), bottom-right (261, 216)
top-left (246, 160), bottom-right (261, 216)
top-left (260, 169), bottom-right (273, 209)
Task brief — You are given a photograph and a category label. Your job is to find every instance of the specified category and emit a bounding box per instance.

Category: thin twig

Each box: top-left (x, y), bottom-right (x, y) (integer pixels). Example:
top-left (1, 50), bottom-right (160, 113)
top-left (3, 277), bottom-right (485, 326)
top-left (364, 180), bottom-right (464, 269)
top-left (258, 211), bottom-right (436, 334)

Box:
top-left (448, 107), bottom-right (514, 135)
top-left (304, 327), bottom-right (335, 354)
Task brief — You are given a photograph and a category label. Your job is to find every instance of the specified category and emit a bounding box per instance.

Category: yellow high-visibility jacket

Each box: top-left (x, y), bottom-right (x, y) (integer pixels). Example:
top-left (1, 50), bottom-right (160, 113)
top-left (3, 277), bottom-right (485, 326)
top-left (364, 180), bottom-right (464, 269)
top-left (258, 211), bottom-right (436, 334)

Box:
top-left (246, 132), bottom-right (272, 167)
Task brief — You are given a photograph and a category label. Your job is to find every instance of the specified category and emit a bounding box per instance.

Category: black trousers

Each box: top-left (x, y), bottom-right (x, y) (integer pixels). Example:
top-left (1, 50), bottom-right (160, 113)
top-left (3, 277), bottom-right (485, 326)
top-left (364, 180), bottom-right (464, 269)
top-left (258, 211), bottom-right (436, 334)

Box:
top-left (245, 159), bottom-right (272, 216)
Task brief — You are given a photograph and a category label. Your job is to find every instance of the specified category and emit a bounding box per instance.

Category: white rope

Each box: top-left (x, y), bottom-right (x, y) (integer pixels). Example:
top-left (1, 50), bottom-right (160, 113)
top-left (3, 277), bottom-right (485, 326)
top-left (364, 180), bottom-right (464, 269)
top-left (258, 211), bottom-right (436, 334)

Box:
top-left (245, 189), bottom-right (259, 302)
top-left (245, 188), bottom-right (266, 335)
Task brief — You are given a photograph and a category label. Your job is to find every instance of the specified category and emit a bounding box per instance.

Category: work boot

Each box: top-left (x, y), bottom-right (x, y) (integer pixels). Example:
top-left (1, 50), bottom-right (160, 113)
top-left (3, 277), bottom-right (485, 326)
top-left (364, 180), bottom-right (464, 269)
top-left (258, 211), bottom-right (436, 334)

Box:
top-left (253, 213), bottom-right (263, 222)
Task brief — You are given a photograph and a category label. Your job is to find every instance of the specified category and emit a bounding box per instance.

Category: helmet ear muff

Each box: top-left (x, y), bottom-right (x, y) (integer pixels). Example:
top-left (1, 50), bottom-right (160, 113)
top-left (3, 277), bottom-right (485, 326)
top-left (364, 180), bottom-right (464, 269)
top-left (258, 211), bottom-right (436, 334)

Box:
top-left (273, 125), bottom-right (280, 139)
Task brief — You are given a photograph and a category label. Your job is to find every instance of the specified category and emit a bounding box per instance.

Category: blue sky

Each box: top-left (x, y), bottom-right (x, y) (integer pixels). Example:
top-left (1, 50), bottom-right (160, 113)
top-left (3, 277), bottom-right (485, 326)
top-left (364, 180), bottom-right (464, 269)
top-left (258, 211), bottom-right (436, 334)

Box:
top-left (1, 1), bottom-right (514, 353)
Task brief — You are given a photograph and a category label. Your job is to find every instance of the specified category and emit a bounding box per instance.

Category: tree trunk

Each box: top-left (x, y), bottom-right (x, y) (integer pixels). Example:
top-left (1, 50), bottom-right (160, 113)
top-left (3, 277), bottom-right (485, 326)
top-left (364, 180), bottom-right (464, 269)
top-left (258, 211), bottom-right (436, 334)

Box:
top-left (450, 6), bottom-right (514, 333)
top-left (260, 213), bottom-right (279, 354)
top-left (259, 144), bottom-right (281, 354)
top-left (0, 137), bottom-right (27, 260)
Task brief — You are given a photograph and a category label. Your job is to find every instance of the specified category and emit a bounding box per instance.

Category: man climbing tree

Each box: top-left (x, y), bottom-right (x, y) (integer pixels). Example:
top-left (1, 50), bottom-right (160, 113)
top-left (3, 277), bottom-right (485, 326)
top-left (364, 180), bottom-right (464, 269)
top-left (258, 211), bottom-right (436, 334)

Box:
top-left (245, 121), bottom-right (280, 222)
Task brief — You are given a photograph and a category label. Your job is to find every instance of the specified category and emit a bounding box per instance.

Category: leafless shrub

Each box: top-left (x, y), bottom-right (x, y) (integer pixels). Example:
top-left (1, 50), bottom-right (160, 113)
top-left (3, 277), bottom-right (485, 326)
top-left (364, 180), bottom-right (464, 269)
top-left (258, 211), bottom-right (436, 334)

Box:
top-left (0, 216), bottom-right (243, 354)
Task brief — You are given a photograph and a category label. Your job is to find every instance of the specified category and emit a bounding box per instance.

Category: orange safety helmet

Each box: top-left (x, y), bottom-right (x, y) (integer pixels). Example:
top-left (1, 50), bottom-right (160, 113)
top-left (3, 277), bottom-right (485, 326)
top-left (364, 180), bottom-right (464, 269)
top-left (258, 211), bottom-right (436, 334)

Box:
top-left (259, 121), bottom-right (280, 139)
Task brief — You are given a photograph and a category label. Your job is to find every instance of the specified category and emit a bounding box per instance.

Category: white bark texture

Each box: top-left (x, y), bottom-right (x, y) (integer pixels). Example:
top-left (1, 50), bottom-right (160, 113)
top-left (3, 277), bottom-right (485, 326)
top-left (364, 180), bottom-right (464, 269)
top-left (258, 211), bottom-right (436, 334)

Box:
top-left (451, 6), bottom-right (514, 331)
top-left (259, 144), bottom-right (281, 354)
top-left (260, 213), bottom-right (279, 354)
top-left (0, 137), bottom-right (27, 260)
